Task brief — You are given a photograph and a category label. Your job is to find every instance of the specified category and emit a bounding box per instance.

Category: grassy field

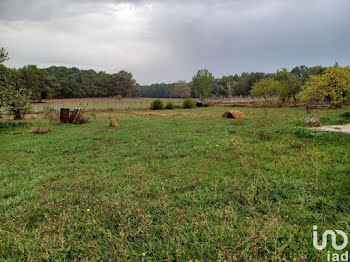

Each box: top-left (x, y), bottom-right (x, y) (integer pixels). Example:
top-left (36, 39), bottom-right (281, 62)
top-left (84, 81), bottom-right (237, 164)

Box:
top-left (1, 103), bottom-right (350, 261)
top-left (31, 98), bottom-right (184, 112)
top-left (30, 97), bottom-right (261, 113)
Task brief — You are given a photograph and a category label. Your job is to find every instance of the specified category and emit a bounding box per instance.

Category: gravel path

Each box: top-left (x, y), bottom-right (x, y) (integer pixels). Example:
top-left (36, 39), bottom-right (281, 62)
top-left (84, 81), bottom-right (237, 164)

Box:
top-left (311, 124), bottom-right (350, 134)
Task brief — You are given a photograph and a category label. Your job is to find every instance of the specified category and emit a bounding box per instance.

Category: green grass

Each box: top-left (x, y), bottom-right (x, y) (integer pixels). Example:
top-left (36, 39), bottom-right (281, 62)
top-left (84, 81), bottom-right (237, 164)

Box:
top-left (1, 106), bottom-right (350, 261)
top-left (30, 98), bottom-right (185, 113)
top-left (29, 97), bottom-right (260, 113)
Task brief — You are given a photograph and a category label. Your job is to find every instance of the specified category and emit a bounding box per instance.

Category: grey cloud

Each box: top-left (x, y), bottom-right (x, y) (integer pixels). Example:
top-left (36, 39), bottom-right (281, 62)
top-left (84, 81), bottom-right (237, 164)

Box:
top-left (1, 0), bottom-right (350, 84)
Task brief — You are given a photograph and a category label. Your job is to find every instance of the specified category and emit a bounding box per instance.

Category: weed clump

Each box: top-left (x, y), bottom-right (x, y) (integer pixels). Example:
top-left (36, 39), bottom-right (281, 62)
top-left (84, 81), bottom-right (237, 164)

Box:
top-left (0, 121), bottom-right (29, 128)
top-left (292, 128), bottom-right (322, 138)
top-left (231, 119), bottom-right (245, 126)
top-left (150, 99), bottom-right (164, 110)
top-left (30, 127), bottom-right (51, 134)
top-left (321, 117), bottom-right (345, 125)
top-left (109, 117), bottom-right (118, 128)
top-left (258, 130), bottom-right (272, 140)
top-left (43, 106), bottom-right (59, 121)
top-left (165, 101), bottom-right (175, 109)
top-left (182, 98), bottom-right (194, 109)
top-left (341, 112), bottom-right (350, 118)
top-left (192, 126), bottom-right (204, 133)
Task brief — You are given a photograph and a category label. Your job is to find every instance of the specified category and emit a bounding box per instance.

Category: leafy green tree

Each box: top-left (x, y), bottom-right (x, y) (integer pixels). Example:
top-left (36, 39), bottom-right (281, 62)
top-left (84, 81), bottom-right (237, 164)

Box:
top-left (2, 85), bottom-right (31, 120)
top-left (274, 69), bottom-right (301, 102)
top-left (0, 47), bottom-right (9, 64)
top-left (80, 70), bottom-right (97, 97)
top-left (94, 72), bottom-right (113, 97)
top-left (291, 65), bottom-right (326, 84)
top-left (215, 75), bottom-right (238, 97)
top-left (251, 78), bottom-right (280, 101)
top-left (298, 67), bottom-right (350, 103)
top-left (17, 65), bottom-right (41, 101)
top-left (112, 70), bottom-right (136, 97)
top-left (0, 65), bottom-right (9, 109)
top-left (128, 83), bottom-right (141, 97)
top-left (171, 81), bottom-right (191, 98)
top-left (45, 67), bottom-right (137, 98)
top-left (140, 83), bottom-right (173, 98)
top-left (234, 72), bottom-right (265, 96)
top-left (0, 65), bottom-right (31, 119)
top-left (45, 66), bottom-right (76, 98)
top-left (191, 69), bottom-right (214, 99)
top-left (17, 65), bottom-right (58, 101)
top-left (41, 72), bottom-right (60, 99)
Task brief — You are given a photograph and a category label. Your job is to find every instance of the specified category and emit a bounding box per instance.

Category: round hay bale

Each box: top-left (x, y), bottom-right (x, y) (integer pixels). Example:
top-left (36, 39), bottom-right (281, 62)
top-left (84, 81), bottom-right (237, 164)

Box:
top-left (223, 110), bottom-right (247, 119)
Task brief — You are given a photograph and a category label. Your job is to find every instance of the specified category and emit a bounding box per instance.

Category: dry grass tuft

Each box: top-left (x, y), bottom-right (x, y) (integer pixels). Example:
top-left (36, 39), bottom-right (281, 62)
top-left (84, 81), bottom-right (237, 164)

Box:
top-left (43, 106), bottom-right (60, 121)
top-left (30, 127), bottom-right (51, 134)
top-left (192, 126), bottom-right (204, 133)
top-left (109, 117), bottom-right (118, 128)
top-left (231, 119), bottom-right (245, 126)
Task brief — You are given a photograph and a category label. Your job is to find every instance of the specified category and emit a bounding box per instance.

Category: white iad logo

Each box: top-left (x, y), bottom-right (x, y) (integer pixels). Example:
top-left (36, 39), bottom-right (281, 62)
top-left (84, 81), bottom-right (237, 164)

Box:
top-left (313, 225), bottom-right (349, 262)
top-left (313, 225), bottom-right (348, 251)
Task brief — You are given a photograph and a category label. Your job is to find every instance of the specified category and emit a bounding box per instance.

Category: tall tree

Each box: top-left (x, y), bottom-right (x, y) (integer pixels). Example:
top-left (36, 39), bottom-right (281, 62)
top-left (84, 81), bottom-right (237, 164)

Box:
top-left (0, 47), bottom-right (9, 64)
top-left (234, 72), bottom-right (265, 96)
top-left (140, 83), bottom-right (173, 98)
top-left (251, 78), bottom-right (280, 101)
top-left (112, 70), bottom-right (136, 97)
top-left (215, 75), bottom-right (238, 97)
top-left (0, 51), bottom-right (31, 119)
top-left (80, 70), bottom-right (97, 97)
top-left (171, 81), bottom-right (191, 98)
top-left (17, 65), bottom-right (57, 102)
top-left (274, 69), bottom-right (301, 102)
top-left (191, 69), bottom-right (214, 99)
top-left (291, 65), bottom-right (326, 84)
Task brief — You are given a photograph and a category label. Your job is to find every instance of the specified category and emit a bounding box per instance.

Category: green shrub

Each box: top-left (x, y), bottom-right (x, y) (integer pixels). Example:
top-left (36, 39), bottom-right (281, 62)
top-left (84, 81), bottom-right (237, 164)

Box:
top-left (150, 99), bottom-right (164, 110)
top-left (0, 121), bottom-right (29, 128)
top-left (165, 101), bottom-right (175, 109)
top-left (292, 128), bottom-right (322, 138)
top-left (182, 98), bottom-right (194, 109)
top-left (341, 112), bottom-right (350, 118)
top-left (257, 130), bottom-right (272, 140)
top-left (1, 86), bottom-right (31, 120)
top-left (322, 117), bottom-right (346, 125)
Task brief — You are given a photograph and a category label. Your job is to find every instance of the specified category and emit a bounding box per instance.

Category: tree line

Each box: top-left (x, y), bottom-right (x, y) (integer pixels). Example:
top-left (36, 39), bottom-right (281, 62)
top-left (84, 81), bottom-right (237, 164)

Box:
top-left (140, 65), bottom-right (335, 100)
top-left (0, 63), bottom-right (313, 101)
top-left (1, 46), bottom-right (350, 120)
top-left (0, 64), bottom-right (138, 102)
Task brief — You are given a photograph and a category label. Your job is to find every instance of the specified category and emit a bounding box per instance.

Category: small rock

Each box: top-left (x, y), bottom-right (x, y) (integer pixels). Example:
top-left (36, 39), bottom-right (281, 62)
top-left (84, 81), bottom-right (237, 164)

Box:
top-left (304, 116), bottom-right (321, 127)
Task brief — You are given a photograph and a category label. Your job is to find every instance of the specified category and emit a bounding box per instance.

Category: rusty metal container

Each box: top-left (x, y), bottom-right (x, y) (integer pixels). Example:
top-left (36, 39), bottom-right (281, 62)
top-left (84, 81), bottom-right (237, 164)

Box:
top-left (60, 108), bottom-right (70, 123)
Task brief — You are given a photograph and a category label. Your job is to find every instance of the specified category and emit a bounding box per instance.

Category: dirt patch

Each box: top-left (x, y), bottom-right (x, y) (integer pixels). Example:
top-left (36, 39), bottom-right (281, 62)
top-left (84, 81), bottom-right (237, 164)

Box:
top-left (311, 124), bottom-right (350, 134)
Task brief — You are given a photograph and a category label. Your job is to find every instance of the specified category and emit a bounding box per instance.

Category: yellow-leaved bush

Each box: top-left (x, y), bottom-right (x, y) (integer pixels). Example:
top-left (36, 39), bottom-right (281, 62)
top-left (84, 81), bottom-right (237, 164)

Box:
top-left (298, 67), bottom-right (350, 103)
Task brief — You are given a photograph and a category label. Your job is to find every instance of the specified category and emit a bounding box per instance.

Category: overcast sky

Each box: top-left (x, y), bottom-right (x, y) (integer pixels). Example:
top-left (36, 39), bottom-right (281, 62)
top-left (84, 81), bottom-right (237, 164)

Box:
top-left (1, 0), bottom-right (349, 84)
